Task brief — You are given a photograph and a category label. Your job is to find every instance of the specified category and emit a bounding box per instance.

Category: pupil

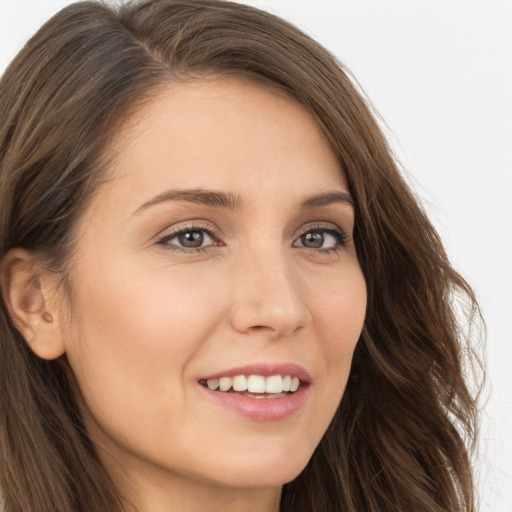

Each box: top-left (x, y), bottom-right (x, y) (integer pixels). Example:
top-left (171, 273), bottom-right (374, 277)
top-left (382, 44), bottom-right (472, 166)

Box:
top-left (303, 231), bottom-right (324, 248)
top-left (179, 230), bottom-right (204, 248)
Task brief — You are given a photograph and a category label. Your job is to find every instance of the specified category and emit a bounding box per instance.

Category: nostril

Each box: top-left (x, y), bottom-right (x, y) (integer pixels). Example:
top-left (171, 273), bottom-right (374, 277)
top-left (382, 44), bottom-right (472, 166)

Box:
top-left (248, 325), bottom-right (282, 335)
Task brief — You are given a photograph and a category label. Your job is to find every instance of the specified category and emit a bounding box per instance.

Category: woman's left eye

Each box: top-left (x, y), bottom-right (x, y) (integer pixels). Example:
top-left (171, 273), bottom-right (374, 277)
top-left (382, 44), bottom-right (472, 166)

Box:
top-left (157, 228), bottom-right (217, 251)
top-left (293, 227), bottom-right (348, 251)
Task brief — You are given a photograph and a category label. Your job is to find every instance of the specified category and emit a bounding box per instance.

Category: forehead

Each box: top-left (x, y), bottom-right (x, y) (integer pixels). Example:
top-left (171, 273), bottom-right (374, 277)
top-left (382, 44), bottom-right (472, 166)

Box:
top-left (95, 77), bottom-right (347, 216)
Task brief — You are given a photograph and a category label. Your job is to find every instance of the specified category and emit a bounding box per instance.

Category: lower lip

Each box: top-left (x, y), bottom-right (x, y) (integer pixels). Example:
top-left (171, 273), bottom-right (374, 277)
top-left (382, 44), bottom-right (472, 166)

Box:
top-left (199, 384), bottom-right (309, 422)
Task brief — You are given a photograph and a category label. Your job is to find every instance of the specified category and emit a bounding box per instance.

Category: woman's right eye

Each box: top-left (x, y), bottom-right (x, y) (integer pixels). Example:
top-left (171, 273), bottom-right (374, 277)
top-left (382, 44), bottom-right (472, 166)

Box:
top-left (157, 227), bottom-right (218, 252)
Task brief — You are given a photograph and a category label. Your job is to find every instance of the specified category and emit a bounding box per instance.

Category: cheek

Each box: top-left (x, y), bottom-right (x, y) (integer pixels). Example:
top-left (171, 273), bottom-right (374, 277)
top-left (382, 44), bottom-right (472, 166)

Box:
top-left (63, 261), bottom-right (225, 414)
top-left (71, 258), bottom-right (219, 343)
top-left (290, 267), bottom-right (366, 455)
top-left (314, 270), bottom-right (366, 377)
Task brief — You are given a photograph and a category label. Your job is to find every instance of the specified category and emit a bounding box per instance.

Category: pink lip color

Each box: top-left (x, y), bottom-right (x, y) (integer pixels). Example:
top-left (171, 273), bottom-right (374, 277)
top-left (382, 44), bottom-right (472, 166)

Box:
top-left (198, 363), bottom-right (311, 422)
top-left (199, 384), bottom-right (309, 421)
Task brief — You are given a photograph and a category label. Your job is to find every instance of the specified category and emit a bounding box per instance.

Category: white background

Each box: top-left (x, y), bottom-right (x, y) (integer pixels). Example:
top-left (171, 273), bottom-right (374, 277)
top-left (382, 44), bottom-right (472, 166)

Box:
top-left (1, 0), bottom-right (511, 510)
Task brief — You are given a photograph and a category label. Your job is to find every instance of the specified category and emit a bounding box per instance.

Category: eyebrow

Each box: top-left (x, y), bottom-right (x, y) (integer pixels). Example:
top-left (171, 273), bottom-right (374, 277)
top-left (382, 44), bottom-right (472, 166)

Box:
top-left (135, 189), bottom-right (243, 213)
top-left (298, 191), bottom-right (355, 209)
top-left (134, 188), bottom-right (354, 214)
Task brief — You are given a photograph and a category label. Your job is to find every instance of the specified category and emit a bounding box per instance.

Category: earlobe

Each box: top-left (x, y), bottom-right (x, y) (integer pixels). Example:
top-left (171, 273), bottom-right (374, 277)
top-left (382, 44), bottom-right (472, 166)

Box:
top-left (1, 248), bottom-right (65, 360)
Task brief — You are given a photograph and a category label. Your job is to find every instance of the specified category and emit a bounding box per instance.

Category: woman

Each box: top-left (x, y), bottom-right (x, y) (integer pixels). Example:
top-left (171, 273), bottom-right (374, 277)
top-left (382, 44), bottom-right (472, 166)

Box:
top-left (0, 1), bottom-right (481, 511)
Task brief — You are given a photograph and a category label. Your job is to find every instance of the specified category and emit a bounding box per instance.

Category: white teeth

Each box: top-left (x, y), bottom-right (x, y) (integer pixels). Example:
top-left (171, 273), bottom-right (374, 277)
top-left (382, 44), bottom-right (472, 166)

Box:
top-left (232, 375), bottom-right (248, 392)
top-left (207, 378), bottom-right (219, 391)
top-left (204, 374), bottom-right (302, 394)
top-left (265, 375), bottom-right (283, 394)
top-left (219, 377), bottom-right (232, 392)
top-left (247, 375), bottom-right (266, 393)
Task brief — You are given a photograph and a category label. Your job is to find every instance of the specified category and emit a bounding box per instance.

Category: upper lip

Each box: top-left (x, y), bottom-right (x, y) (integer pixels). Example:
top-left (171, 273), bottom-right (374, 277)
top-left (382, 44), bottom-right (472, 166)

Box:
top-left (201, 363), bottom-right (312, 383)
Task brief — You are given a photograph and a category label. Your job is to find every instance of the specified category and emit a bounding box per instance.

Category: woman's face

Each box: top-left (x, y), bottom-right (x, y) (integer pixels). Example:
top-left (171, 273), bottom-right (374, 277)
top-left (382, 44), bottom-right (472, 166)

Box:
top-left (60, 78), bottom-right (366, 498)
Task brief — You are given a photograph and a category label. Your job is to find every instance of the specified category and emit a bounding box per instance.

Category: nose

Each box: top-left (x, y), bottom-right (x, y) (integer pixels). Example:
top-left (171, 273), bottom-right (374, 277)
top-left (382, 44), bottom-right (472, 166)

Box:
top-left (230, 248), bottom-right (312, 339)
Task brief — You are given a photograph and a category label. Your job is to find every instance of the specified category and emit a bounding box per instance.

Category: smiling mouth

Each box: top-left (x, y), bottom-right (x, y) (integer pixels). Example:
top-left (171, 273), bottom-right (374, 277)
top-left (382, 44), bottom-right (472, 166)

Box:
top-left (199, 374), bottom-right (302, 398)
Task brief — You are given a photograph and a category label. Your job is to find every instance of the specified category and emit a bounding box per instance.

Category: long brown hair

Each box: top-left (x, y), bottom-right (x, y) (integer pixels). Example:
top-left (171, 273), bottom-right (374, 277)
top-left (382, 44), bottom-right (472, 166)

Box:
top-left (0, 1), bottom-right (482, 511)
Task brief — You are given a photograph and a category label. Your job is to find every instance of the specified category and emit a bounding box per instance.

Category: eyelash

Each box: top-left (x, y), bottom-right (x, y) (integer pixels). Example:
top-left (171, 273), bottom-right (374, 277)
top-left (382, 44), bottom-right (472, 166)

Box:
top-left (156, 222), bottom-right (221, 254)
top-left (295, 223), bottom-right (350, 254)
top-left (156, 222), bottom-right (350, 254)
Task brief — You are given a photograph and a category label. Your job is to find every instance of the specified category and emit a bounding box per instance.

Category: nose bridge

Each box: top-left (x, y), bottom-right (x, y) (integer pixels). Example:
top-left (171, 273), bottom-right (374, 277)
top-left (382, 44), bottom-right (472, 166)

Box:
top-left (230, 239), bottom-right (310, 338)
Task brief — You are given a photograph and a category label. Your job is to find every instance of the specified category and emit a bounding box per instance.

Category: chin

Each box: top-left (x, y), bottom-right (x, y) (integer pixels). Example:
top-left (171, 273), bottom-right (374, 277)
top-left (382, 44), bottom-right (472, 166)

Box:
top-left (197, 444), bottom-right (312, 489)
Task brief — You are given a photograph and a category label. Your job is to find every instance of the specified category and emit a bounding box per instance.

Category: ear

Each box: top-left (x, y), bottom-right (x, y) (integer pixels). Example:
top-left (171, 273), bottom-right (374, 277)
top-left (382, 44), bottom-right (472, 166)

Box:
top-left (1, 248), bottom-right (66, 360)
